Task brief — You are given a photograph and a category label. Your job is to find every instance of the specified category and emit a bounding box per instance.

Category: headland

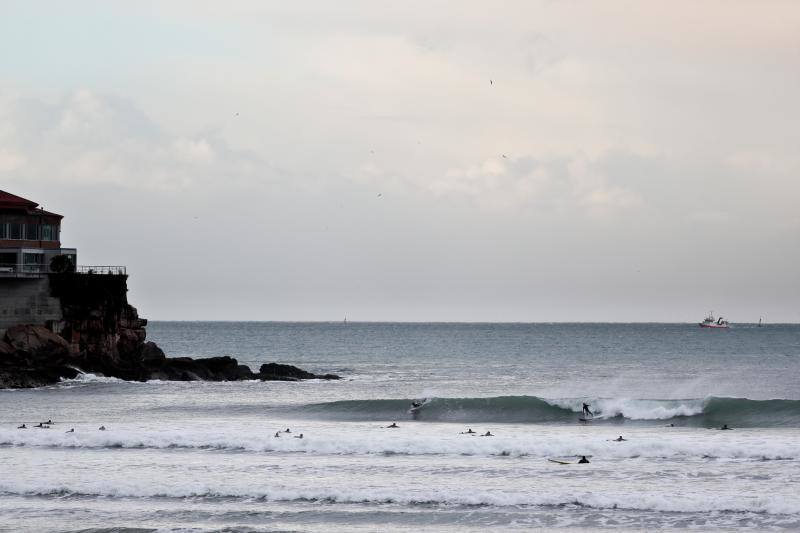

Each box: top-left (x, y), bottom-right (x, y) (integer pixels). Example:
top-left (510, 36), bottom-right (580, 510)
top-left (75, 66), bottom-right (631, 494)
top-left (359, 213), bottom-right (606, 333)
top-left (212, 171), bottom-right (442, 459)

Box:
top-left (0, 190), bottom-right (338, 388)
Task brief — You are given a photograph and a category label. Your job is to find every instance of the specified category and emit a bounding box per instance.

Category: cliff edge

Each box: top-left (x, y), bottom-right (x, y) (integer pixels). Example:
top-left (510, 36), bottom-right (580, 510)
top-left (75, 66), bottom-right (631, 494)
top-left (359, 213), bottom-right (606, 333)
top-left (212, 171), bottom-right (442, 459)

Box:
top-left (0, 273), bottom-right (339, 388)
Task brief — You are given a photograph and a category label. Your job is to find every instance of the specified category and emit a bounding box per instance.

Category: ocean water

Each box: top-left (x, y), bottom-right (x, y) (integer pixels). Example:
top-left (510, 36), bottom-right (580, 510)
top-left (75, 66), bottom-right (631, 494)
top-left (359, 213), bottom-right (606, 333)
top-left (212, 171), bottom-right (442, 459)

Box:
top-left (2, 322), bottom-right (800, 532)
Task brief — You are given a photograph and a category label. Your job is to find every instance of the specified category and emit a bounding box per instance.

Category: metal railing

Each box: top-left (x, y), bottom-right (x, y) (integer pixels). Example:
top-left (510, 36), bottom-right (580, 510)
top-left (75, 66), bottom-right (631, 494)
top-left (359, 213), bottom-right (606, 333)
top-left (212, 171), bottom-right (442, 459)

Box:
top-left (0, 264), bottom-right (126, 277)
top-left (74, 265), bottom-right (127, 275)
top-left (0, 263), bottom-right (49, 277)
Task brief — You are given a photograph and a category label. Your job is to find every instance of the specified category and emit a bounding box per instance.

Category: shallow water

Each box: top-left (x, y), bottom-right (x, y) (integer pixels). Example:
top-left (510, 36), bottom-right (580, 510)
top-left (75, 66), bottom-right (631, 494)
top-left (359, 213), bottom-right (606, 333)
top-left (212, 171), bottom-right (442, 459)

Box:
top-left (1, 322), bottom-right (799, 531)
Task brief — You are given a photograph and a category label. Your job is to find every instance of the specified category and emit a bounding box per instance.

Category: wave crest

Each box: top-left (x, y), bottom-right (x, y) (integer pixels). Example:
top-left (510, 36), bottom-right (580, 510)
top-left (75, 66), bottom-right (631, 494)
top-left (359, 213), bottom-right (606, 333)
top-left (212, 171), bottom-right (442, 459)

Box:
top-left (290, 395), bottom-right (800, 427)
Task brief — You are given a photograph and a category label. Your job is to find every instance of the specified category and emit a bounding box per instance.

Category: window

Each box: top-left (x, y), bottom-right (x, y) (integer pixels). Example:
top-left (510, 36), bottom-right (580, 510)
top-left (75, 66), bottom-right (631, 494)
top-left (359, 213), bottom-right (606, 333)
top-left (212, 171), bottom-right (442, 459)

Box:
top-left (41, 224), bottom-right (54, 241)
top-left (23, 253), bottom-right (43, 273)
top-left (8, 223), bottom-right (22, 239)
top-left (0, 223), bottom-right (7, 239)
top-left (0, 252), bottom-right (16, 266)
top-left (25, 223), bottom-right (39, 240)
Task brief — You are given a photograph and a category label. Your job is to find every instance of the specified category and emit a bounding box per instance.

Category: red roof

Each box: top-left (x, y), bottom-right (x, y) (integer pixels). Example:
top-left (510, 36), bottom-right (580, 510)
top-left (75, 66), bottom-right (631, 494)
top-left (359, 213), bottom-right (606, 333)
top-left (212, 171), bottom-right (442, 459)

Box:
top-left (0, 190), bottom-right (63, 218)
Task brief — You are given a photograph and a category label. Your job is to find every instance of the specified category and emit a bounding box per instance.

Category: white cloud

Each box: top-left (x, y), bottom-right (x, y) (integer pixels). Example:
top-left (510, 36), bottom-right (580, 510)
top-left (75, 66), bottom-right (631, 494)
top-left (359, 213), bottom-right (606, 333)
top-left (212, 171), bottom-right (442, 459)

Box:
top-left (429, 152), bottom-right (644, 216)
top-left (0, 91), bottom-right (261, 191)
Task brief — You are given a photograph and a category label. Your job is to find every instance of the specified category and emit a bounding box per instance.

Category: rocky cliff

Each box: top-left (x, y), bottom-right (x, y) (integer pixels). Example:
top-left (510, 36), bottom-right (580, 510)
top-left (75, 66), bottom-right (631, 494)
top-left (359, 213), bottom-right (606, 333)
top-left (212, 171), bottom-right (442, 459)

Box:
top-left (0, 273), bottom-right (339, 388)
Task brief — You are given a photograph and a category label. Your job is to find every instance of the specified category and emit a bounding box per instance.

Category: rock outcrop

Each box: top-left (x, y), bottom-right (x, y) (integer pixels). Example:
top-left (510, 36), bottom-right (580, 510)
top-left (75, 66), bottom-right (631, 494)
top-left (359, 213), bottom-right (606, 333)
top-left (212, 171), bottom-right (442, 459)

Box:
top-left (0, 322), bottom-right (341, 388)
top-left (258, 362), bottom-right (341, 381)
top-left (0, 273), bottom-right (340, 388)
top-left (0, 325), bottom-right (80, 388)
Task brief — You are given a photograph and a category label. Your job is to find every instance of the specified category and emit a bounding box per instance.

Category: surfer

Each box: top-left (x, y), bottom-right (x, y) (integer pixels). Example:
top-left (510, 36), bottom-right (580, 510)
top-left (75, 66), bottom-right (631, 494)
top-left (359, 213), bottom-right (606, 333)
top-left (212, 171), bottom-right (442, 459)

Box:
top-left (34, 422), bottom-right (44, 428)
top-left (386, 422), bottom-right (399, 428)
top-left (411, 400), bottom-right (423, 409)
top-left (460, 428), bottom-right (476, 435)
top-left (582, 403), bottom-right (593, 417)
top-left (482, 431), bottom-right (494, 437)
top-left (613, 435), bottom-right (626, 442)
top-left (274, 431), bottom-right (281, 438)
top-left (578, 456), bottom-right (590, 464)
top-left (17, 424), bottom-right (26, 429)
top-left (720, 424), bottom-right (733, 430)
top-left (284, 428), bottom-right (291, 433)
top-left (294, 434), bottom-right (304, 439)
top-left (66, 428), bottom-right (74, 433)
top-left (98, 426), bottom-right (106, 431)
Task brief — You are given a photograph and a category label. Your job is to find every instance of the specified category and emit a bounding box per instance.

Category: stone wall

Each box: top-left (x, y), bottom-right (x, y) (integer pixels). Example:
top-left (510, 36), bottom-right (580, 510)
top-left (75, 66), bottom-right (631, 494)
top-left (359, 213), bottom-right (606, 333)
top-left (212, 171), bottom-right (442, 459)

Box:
top-left (0, 277), bottom-right (63, 335)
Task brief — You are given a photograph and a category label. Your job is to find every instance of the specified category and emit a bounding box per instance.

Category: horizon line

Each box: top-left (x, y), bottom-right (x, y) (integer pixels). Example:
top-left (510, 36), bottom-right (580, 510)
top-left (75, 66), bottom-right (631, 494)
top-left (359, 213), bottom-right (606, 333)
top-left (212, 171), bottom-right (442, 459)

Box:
top-left (145, 319), bottom-right (797, 325)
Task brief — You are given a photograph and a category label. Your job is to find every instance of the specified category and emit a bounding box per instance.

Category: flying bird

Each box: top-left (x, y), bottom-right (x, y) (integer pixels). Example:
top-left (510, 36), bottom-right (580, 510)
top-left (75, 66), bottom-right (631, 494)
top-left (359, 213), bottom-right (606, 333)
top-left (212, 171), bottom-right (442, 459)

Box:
top-left (502, 154), bottom-right (507, 159)
top-left (489, 79), bottom-right (493, 85)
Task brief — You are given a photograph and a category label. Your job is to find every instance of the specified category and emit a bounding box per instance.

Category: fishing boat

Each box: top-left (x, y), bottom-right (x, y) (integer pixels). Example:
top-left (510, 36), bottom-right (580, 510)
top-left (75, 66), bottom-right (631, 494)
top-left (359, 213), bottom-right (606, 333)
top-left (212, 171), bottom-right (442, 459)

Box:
top-left (699, 312), bottom-right (729, 329)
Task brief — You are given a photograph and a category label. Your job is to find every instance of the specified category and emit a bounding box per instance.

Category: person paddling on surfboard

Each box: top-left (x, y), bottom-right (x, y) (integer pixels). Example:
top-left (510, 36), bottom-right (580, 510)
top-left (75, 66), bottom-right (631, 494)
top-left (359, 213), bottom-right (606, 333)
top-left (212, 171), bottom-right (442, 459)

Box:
top-left (578, 456), bottom-right (590, 463)
top-left (582, 403), bottom-right (593, 418)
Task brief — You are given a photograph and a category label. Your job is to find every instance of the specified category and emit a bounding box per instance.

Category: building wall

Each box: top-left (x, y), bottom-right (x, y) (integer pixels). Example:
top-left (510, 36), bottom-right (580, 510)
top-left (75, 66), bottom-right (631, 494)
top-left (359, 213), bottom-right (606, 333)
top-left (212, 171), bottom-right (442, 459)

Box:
top-left (0, 239), bottom-right (61, 250)
top-left (0, 277), bottom-right (63, 335)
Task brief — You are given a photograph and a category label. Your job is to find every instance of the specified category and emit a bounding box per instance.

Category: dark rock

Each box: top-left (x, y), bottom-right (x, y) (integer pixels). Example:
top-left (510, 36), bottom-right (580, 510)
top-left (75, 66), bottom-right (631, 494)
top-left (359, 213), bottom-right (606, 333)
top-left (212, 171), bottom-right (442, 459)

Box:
top-left (0, 276), bottom-right (341, 387)
top-left (140, 341), bottom-right (166, 362)
top-left (257, 362), bottom-right (340, 381)
top-left (144, 356), bottom-right (256, 382)
top-left (236, 364), bottom-right (256, 380)
top-left (0, 365), bottom-right (78, 389)
top-left (4, 325), bottom-right (70, 360)
top-left (0, 340), bottom-right (14, 358)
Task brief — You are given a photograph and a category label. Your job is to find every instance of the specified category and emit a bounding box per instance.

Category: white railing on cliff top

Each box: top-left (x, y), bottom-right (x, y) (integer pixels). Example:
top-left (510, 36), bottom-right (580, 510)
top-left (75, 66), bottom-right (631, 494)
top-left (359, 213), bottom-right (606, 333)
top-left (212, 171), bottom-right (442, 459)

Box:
top-left (0, 264), bottom-right (126, 277)
top-left (74, 266), bottom-right (127, 275)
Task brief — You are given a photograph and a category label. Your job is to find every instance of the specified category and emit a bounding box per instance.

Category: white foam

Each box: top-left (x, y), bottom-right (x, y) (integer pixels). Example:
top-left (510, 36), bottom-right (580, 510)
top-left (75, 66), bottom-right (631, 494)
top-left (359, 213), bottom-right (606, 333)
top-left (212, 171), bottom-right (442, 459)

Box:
top-left (546, 397), bottom-right (707, 420)
top-left (2, 426), bottom-right (798, 460)
top-left (60, 373), bottom-right (128, 384)
top-left (0, 480), bottom-right (797, 516)
top-left (59, 373), bottom-right (175, 386)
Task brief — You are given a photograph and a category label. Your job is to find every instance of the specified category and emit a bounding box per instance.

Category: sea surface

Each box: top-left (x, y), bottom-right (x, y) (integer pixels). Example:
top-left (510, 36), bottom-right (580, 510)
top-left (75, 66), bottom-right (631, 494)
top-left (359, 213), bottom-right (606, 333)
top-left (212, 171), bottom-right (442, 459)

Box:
top-left (2, 322), bottom-right (800, 532)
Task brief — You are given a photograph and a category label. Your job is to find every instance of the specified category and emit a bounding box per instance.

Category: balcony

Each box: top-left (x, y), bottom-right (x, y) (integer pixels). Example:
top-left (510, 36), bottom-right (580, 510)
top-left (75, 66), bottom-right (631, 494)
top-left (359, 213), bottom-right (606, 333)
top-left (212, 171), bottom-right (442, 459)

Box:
top-left (0, 264), bottom-right (126, 278)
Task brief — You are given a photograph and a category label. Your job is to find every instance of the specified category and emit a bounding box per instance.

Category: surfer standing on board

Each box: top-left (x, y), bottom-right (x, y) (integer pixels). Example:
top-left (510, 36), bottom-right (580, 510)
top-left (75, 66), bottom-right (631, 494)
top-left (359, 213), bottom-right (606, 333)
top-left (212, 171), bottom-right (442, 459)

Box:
top-left (582, 403), bottom-right (593, 418)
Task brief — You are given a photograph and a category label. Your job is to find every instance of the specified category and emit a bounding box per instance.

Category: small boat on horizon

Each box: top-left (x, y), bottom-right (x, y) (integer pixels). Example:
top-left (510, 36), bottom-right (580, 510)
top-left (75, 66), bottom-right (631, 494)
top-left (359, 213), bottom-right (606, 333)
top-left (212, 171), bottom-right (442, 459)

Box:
top-left (699, 311), bottom-right (729, 329)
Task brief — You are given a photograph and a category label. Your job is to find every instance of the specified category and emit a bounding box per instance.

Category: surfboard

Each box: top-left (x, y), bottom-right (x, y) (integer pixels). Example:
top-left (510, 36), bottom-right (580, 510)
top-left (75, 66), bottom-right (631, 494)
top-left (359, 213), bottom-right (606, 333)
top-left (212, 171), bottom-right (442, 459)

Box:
top-left (578, 417), bottom-right (594, 422)
top-left (548, 458), bottom-right (572, 464)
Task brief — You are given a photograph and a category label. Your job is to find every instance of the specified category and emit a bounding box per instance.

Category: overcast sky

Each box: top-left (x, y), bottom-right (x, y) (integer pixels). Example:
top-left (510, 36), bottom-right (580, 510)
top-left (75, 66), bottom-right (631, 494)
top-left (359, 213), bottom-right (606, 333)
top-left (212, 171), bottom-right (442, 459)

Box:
top-left (1, 1), bottom-right (798, 322)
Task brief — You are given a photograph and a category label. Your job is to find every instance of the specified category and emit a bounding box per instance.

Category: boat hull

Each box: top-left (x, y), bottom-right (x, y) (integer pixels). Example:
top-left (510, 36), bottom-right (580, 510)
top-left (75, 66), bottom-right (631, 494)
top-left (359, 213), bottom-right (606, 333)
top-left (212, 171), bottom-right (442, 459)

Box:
top-left (699, 323), bottom-right (729, 329)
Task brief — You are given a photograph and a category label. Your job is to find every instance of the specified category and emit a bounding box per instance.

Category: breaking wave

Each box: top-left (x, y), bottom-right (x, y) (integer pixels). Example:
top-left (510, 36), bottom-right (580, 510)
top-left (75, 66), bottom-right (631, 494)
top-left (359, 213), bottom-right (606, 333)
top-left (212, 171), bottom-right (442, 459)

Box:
top-left (289, 395), bottom-right (800, 427)
top-left (2, 425), bottom-right (799, 460)
top-left (1, 483), bottom-right (798, 516)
